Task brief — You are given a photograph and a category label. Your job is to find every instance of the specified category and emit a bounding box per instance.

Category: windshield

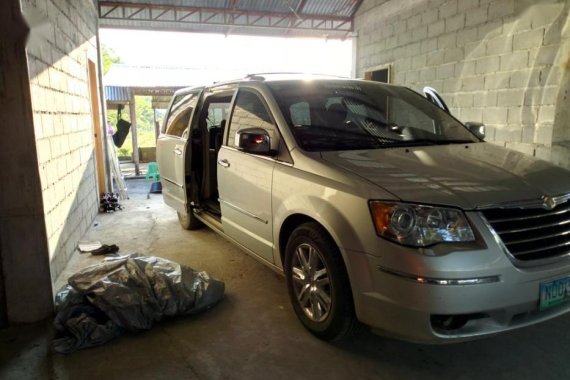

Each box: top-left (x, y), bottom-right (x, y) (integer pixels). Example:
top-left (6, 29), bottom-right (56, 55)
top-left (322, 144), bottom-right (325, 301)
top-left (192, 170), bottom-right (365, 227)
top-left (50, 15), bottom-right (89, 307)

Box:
top-left (268, 80), bottom-right (479, 152)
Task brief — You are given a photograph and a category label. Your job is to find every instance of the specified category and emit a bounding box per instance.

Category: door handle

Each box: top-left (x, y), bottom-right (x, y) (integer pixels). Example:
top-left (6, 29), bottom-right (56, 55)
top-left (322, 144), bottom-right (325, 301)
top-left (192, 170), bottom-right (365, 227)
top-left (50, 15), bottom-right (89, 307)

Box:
top-left (218, 159), bottom-right (230, 168)
top-left (174, 148), bottom-right (183, 155)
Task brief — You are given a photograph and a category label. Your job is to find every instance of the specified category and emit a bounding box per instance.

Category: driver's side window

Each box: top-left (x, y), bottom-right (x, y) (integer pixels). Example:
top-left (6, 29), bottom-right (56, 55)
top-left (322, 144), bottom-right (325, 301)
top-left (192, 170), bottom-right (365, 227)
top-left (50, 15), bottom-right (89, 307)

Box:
top-left (227, 90), bottom-right (275, 148)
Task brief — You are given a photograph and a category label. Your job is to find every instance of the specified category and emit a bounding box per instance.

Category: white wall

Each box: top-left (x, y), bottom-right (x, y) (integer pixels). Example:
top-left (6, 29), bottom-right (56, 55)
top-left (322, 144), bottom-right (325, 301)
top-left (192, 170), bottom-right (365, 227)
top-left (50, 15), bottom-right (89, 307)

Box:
top-left (23, 0), bottom-right (100, 282)
top-left (355, 0), bottom-right (570, 168)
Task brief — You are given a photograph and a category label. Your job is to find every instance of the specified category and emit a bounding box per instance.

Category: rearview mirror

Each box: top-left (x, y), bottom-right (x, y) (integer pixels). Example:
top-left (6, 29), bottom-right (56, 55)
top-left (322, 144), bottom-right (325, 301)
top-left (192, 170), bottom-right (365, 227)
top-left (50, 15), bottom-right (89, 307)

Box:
top-left (236, 128), bottom-right (273, 155)
top-left (465, 122), bottom-right (486, 140)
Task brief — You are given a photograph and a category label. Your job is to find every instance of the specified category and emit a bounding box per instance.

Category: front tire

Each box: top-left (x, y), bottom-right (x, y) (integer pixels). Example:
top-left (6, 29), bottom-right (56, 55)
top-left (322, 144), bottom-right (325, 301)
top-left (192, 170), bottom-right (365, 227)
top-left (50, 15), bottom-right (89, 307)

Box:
top-left (284, 222), bottom-right (357, 341)
top-left (177, 210), bottom-right (203, 230)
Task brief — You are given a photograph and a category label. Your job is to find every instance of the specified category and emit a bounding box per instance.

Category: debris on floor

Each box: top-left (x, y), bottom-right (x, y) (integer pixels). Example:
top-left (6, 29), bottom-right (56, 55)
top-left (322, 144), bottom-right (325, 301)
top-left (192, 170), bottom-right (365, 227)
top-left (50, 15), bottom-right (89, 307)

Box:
top-left (77, 241), bottom-right (102, 253)
top-left (53, 254), bottom-right (225, 354)
top-left (78, 241), bottom-right (119, 256)
top-left (99, 192), bottom-right (123, 213)
top-left (90, 244), bottom-right (120, 256)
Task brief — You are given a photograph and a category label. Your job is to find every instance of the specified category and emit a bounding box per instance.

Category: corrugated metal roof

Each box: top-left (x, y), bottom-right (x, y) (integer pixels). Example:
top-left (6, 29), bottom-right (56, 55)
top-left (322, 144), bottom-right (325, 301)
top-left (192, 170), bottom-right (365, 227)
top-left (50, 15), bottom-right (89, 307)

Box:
top-left (105, 86), bottom-right (131, 103)
top-left (101, 0), bottom-right (232, 6)
top-left (98, 0), bottom-right (360, 15)
top-left (105, 87), bottom-right (178, 109)
top-left (302, 0), bottom-right (358, 17)
top-left (98, 0), bottom-right (361, 39)
top-left (235, 0), bottom-right (293, 13)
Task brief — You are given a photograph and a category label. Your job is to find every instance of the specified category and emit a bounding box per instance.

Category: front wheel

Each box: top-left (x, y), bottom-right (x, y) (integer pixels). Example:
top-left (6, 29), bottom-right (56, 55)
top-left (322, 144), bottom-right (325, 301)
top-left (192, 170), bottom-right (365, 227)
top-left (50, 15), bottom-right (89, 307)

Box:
top-left (177, 210), bottom-right (203, 230)
top-left (284, 222), bottom-right (357, 341)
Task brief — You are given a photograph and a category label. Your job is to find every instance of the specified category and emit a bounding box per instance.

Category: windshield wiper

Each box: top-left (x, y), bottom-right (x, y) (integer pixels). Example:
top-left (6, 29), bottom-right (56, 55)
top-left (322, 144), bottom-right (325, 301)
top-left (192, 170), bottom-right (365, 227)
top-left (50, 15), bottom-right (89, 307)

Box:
top-left (432, 139), bottom-right (478, 144)
top-left (378, 139), bottom-right (438, 148)
top-left (379, 138), bottom-right (478, 148)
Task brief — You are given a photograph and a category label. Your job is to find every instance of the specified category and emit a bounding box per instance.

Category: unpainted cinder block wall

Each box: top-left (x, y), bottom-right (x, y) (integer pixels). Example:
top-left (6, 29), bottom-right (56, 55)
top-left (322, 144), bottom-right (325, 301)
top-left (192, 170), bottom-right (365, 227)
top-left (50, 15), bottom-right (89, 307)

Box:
top-left (22, 0), bottom-right (100, 282)
top-left (355, 0), bottom-right (570, 168)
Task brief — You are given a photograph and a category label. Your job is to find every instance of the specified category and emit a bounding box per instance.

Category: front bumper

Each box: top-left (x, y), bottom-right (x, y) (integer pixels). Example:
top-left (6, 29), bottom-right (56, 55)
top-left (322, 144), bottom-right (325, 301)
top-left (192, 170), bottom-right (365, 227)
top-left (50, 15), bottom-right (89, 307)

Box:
top-left (343, 232), bottom-right (570, 343)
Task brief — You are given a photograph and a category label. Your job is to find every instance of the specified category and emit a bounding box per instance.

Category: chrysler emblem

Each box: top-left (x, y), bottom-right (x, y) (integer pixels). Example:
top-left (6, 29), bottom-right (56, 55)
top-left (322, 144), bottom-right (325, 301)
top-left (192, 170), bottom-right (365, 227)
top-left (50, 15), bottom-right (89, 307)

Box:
top-left (542, 196), bottom-right (558, 210)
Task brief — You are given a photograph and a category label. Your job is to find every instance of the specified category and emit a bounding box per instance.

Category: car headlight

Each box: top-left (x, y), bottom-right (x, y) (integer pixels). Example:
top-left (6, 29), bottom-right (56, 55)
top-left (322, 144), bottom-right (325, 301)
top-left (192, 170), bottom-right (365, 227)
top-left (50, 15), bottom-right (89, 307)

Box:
top-left (369, 201), bottom-right (475, 247)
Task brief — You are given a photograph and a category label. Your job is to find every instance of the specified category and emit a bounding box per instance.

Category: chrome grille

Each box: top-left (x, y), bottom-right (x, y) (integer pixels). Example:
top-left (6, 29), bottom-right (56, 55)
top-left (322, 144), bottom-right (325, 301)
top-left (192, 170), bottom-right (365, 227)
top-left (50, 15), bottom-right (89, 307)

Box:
top-left (481, 201), bottom-right (570, 261)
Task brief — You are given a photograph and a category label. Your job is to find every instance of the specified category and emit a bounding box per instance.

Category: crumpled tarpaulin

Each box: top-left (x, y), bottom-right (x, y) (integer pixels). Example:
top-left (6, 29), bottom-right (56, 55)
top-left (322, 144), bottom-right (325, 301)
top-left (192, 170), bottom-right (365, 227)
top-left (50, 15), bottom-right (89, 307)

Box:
top-left (53, 254), bottom-right (225, 354)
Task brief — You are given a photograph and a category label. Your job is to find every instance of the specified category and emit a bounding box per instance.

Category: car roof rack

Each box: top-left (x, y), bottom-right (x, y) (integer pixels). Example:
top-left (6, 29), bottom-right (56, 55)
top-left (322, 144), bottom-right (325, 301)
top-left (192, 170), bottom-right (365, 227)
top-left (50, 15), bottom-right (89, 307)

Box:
top-left (244, 72), bottom-right (347, 81)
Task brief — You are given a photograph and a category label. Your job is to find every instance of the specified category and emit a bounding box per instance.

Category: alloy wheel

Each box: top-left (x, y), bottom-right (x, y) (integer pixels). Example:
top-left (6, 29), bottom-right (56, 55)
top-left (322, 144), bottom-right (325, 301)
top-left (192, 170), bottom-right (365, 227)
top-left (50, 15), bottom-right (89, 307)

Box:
top-left (291, 243), bottom-right (332, 322)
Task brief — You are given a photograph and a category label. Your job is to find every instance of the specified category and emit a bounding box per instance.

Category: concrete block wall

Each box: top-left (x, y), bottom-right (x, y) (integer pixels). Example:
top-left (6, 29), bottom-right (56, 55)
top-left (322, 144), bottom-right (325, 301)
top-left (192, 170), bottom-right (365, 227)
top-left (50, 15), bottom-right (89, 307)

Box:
top-left (22, 0), bottom-right (100, 282)
top-left (355, 0), bottom-right (570, 168)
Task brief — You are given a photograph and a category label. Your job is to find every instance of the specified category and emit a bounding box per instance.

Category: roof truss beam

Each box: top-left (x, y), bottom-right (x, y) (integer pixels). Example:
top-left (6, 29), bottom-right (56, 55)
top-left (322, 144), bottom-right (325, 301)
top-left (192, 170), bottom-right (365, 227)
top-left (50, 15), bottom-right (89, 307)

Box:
top-left (98, 1), bottom-right (354, 34)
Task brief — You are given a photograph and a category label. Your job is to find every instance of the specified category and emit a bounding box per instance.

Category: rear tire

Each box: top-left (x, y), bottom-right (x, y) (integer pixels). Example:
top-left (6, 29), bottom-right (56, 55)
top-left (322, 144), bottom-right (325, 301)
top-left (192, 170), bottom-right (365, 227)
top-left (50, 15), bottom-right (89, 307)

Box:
top-left (177, 210), bottom-right (203, 230)
top-left (284, 222), bottom-right (357, 341)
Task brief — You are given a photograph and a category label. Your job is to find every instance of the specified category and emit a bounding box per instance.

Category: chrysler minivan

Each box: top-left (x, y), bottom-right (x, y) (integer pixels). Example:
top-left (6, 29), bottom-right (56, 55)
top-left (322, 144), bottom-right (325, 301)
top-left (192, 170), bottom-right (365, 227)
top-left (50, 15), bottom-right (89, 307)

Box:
top-left (157, 74), bottom-right (570, 342)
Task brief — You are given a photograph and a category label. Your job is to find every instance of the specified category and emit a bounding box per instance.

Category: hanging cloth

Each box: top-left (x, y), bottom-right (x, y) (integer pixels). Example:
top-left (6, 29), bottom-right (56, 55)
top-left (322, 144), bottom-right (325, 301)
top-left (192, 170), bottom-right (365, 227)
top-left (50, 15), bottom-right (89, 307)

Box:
top-left (113, 105), bottom-right (131, 148)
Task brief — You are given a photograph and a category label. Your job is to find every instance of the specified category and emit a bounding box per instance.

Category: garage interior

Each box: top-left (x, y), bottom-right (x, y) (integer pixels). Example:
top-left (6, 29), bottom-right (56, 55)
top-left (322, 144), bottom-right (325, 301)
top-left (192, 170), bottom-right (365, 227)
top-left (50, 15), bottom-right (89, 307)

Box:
top-left (1, 0), bottom-right (570, 378)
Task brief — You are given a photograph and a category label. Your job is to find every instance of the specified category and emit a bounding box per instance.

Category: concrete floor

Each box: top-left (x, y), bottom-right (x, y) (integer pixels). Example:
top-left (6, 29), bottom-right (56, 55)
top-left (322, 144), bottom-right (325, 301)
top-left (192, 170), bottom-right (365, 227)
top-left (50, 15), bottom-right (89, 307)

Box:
top-left (2, 179), bottom-right (570, 379)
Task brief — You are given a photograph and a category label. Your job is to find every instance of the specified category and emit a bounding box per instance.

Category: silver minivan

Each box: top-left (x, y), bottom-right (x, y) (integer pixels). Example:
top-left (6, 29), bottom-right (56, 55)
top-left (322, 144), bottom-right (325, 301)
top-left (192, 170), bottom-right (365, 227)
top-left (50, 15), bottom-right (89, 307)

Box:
top-left (157, 74), bottom-right (570, 342)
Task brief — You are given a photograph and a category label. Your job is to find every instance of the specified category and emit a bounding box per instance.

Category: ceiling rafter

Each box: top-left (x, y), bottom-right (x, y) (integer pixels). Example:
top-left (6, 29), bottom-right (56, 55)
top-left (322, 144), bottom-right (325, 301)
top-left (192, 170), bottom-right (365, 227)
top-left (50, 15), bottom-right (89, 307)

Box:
top-left (98, 1), bottom-right (354, 35)
top-left (102, 5), bottom-right (118, 18)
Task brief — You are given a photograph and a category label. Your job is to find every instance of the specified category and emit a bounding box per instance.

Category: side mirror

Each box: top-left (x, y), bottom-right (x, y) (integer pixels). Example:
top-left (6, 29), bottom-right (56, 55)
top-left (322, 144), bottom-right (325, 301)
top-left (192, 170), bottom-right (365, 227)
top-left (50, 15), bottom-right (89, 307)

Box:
top-left (465, 122), bottom-right (485, 140)
top-left (423, 86), bottom-right (450, 114)
top-left (236, 128), bottom-right (273, 155)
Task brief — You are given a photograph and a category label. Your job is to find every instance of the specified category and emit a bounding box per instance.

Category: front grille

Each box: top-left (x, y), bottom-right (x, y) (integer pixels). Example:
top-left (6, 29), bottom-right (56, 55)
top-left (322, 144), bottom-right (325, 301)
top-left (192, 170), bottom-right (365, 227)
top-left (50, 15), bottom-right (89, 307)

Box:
top-left (481, 201), bottom-right (570, 262)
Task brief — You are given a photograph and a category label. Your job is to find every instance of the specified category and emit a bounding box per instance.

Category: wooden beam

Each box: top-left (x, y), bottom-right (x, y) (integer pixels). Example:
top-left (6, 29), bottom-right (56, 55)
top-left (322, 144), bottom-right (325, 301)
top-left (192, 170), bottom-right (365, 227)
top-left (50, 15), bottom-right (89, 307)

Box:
top-left (88, 60), bottom-right (106, 195)
top-left (129, 91), bottom-right (140, 176)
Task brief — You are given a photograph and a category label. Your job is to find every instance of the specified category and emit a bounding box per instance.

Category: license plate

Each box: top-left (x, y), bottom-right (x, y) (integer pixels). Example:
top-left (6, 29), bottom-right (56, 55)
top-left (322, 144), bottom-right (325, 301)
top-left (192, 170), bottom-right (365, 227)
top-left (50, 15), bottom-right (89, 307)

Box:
top-left (540, 276), bottom-right (570, 310)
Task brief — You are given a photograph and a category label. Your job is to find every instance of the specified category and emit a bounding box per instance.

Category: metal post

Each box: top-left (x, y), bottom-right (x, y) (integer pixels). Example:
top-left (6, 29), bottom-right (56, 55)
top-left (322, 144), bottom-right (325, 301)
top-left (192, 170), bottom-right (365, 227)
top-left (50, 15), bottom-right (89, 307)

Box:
top-left (153, 107), bottom-right (159, 141)
top-left (129, 91), bottom-right (140, 176)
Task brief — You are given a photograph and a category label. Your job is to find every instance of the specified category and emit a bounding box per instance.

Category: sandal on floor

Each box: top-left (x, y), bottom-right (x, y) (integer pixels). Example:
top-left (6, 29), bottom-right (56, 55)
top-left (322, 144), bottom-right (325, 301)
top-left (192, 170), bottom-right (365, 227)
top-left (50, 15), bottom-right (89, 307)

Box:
top-left (90, 244), bottom-right (120, 255)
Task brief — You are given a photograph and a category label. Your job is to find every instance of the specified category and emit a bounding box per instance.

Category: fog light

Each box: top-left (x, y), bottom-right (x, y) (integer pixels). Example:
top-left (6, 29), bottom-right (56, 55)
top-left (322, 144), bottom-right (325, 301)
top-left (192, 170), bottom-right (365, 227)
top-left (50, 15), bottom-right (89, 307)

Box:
top-left (431, 314), bottom-right (468, 331)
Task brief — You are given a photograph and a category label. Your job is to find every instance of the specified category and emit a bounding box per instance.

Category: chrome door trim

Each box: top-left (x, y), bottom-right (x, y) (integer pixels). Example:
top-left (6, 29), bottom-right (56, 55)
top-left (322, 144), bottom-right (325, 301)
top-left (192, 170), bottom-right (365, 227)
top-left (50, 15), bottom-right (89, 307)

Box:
top-left (161, 176), bottom-right (183, 188)
top-left (219, 198), bottom-right (268, 224)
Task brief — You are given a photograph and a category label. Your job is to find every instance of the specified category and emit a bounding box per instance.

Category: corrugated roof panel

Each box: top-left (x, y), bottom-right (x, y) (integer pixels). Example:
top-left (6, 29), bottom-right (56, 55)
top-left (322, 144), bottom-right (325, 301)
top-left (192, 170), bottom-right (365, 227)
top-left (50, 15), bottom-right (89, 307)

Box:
top-left (98, 0), bottom-right (356, 38)
top-left (235, 0), bottom-right (293, 13)
top-left (302, 0), bottom-right (356, 17)
top-left (98, 0), bottom-right (358, 16)
top-left (105, 86), bottom-right (131, 103)
top-left (102, 0), bottom-right (232, 8)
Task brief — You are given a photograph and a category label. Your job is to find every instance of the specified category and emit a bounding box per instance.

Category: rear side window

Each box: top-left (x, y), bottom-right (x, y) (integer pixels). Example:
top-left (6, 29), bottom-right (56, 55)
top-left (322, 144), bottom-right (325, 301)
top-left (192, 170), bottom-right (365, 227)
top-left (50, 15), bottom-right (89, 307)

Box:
top-left (227, 90), bottom-right (275, 148)
top-left (199, 95), bottom-right (232, 149)
top-left (163, 92), bottom-right (199, 137)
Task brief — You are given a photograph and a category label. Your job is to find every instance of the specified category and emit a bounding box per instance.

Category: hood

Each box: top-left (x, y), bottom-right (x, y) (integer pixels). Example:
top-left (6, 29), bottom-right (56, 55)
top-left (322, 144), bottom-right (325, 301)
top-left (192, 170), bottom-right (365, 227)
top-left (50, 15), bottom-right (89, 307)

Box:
top-left (321, 143), bottom-right (570, 209)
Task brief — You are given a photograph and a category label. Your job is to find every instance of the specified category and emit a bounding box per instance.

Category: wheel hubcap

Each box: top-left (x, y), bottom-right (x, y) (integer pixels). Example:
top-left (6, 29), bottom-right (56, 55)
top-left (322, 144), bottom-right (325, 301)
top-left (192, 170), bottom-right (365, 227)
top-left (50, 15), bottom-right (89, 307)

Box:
top-left (291, 243), bottom-right (331, 322)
